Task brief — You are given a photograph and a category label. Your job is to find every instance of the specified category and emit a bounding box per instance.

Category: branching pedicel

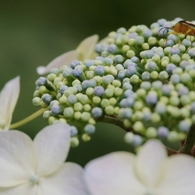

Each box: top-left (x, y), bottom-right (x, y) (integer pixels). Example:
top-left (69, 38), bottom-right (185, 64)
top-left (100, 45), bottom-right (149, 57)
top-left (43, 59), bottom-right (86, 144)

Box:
top-left (32, 18), bottom-right (195, 153)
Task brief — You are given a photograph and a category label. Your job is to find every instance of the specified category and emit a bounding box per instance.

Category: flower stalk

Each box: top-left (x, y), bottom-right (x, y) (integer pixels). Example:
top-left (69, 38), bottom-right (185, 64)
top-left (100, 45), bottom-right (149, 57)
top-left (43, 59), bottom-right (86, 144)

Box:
top-left (180, 124), bottom-right (195, 155)
top-left (10, 108), bottom-right (48, 129)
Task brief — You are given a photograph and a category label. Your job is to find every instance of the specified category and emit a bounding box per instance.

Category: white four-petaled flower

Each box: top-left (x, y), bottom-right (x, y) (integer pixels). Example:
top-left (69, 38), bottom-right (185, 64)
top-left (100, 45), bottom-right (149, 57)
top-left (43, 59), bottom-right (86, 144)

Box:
top-left (0, 76), bottom-right (20, 130)
top-left (37, 35), bottom-right (99, 75)
top-left (0, 123), bottom-right (89, 195)
top-left (84, 140), bottom-right (195, 195)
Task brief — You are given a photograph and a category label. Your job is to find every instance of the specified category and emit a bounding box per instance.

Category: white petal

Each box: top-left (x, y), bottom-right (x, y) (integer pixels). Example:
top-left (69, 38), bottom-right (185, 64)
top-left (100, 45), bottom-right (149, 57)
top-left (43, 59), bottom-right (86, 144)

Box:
top-left (136, 140), bottom-right (167, 188)
top-left (0, 131), bottom-right (36, 187)
top-left (155, 155), bottom-right (195, 195)
top-left (34, 123), bottom-right (71, 177)
top-left (76, 34), bottom-right (99, 60)
top-left (39, 163), bottom-right (90, 195)
top-left (36, 50), bottom-right (79, 75)
top-left (0, 182), bottom-right (38, 195)
top-left (36, 35), bottom-right (99, 75)
top-left (84, 152), bottom-right (146, 195)
top-left (98, 36), bottom-right (109, 44)
top-left (0, 76), bottom-right (20, 130)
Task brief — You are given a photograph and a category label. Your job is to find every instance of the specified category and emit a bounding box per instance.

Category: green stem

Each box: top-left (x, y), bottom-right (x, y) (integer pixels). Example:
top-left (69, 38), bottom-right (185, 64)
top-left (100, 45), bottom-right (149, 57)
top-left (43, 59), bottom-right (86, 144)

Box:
top-left (101, 115), bottom-right (131, 132)
top-left (180, 124), bottom-right (195, 155)
top-left (101, 115), bottom-right (145, 137)
top-left (166, 146), bottom-right (178, 156)
top-left (10, 108), bottom-right (48, 129)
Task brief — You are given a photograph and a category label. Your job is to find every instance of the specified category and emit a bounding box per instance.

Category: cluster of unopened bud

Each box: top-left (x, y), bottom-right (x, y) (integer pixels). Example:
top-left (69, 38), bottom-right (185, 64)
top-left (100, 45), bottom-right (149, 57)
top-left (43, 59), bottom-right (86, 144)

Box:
top-left (33, 18), bottom-right (195, 147)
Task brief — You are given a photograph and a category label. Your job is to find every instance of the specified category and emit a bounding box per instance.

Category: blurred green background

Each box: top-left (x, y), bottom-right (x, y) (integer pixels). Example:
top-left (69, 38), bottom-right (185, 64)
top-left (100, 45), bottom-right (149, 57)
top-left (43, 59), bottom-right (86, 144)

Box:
top-left (1, 0), bottom-right (195, 166)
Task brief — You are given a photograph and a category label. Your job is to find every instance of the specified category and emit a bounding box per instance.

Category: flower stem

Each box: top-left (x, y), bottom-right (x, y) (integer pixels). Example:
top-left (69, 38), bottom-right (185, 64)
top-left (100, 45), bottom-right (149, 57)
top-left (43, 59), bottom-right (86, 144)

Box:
top-left (10, 108), bottom-right (48, 129)
top-left (166, 146), bottom-right (178, 156)
top-left (101, 115), bottom-right (132, 132)
top-left (180, 124), bottom-right (195, 155)
top-left (101, 115), bottom-right (145, 137)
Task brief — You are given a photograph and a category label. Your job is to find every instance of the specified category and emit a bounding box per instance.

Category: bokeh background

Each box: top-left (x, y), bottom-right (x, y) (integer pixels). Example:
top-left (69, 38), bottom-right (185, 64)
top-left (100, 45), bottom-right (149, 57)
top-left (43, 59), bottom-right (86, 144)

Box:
top-left (1, 0), bottom-right (195, 166)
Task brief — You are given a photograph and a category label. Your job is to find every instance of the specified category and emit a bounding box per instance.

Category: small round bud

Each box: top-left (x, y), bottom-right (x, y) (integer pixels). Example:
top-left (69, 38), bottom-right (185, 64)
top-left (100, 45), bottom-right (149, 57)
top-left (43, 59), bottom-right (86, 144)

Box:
top-left (94, 86), bottom-right (105, 97)
top-left (81, 112), bottom-right (91, 122)
top-left (70, 126), bottom-right (78, 137)
top-left (84, 124), bottom-right (96, 134)
top-left (42, 94), bottom-right (52, 104)
top-left (157, 126), bottom-right (169, 138)
top-left (51, 104), bottom-right (61, 115)
top-left (70, 137), bottom-right (79, 147)
top-left (36, 77), bottom-right (47, 86)
top-left (63, 107), bottom-right (74, 118)
top-left (82, 133), bottom-right (91, 142)
top-left (178, 120), bottom-right (191, 132)
top-left (32, 97), bottom-right (42, 106)
top-left (146, 127), bottom-right (157, 138)
top-left (146, 91), bottom-right (158, 105)
top-left (70, 60), bottom-right (80, 68)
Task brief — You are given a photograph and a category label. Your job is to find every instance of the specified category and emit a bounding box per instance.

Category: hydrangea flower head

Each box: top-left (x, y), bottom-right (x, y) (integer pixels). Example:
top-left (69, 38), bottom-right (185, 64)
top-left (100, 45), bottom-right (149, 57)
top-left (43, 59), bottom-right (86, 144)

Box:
top-left (33, 18), bottom-right (195, 147)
